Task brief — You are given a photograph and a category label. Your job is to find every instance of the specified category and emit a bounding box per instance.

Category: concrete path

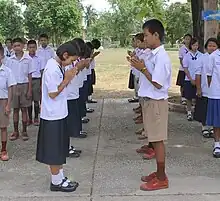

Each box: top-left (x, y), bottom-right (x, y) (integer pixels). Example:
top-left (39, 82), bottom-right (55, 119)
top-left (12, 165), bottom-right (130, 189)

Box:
top-left (0, 99), bottom-right (220, 201)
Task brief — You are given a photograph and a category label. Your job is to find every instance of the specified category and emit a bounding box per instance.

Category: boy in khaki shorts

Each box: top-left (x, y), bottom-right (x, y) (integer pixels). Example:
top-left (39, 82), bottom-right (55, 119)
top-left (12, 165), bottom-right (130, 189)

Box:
top-left (6, 38), bottom-right (35, 141)
top-left (130, 19), bottom-right (171, 191)
top-left (0, 46), bottom-right (17, 160)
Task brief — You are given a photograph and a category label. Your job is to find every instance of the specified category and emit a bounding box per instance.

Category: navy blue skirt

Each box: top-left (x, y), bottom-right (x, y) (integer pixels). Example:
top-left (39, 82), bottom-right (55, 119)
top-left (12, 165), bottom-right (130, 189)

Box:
top-left (36, 118), bottom-right (68, 165)
top-left (206, 98), bottom-right (220, 127)
top-left (79, 86), bottom-right (87, 118)
top-left (194, 96), bottom-right (208, 125)
top-left (91, 69), bottom-right (96, 85)
top-left (87, 74), bottom-right (93, 96)
top-left (184, 81), bottom-right (196, 100)
top-left (176, 70), bottom-right (185, 87)
top-left (67, 99), bottom-right (82, 137)
top-left (128, 70), bottom-right (135, 89)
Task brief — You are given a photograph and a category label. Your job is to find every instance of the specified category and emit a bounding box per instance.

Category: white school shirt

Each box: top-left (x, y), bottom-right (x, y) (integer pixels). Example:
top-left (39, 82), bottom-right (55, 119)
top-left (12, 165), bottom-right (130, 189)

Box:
top-left (138, 45), bottom-right (172, 100)
top-left (1, 56), bottom-right (9, 65)
top-left (36, 46), bottom-right (55, 68)
top-left (195, 53), bottom-right (210, 97)
top-left (74, 59), bottom-right (85, 88)
top-left (27, 54), bottom-right (44, 78)
top-left (40, 58), bottom-right (68, 120)
top-left (0, 64), bottom-right (17, 99)
top-left (132, 48), bottom-right (144, 77)
top-left (6, 54), bottom-right (35, 84)
top-left (91, 60), bottom-right (95, 69)
top-left (206, 49), bottom-right (220, 99)
top-left (65, 64), bottom-right (80, 100)
top-left (178, 44), bottom-right (189, 71)
top-left (183, 51), bottom-right (203, 81)
top-left (4, 47), bottom-right (14, 58)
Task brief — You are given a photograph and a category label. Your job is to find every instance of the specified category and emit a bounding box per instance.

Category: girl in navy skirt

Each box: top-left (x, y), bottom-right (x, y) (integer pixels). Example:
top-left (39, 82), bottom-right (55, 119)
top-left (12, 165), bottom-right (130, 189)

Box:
top-left (183, 38), bottom-right (203, 121)
top-left (36, 42), bottom-right (79, 192)
top-left (176, 34), bottom-right (192, 105)
top-left (194, 38), bottom-right (218, 138)
top-left (206, 46), bottom-right (220, 158)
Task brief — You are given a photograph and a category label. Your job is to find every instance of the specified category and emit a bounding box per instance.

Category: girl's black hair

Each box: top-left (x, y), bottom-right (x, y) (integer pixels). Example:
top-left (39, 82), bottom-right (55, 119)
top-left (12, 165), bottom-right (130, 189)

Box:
top-left (71, 38), bottom-right (86, 57)
top-left (189, 38), bottom-right (198, 50)
top-left (0, 42), bottom-right (2, 47)
top-left (91, 39), bottom-right (101, 49)
top-left (84, 43), bottom-right (92, 59)
top-left (184, 34), bottom-right (192, 39)
top-left (134, 33), bottom-right (144, 42)
top-left (56, 42), bottom-right (79, 61)
top-left (0, 45), bottom-right (4, 56)
top-left (5, 38), bottom-right (13, 44)
top-left (204, 37), bottom-right (219, 49)
top-left (86, 42), bottom-right (94, 50)
top-left (142, 19), bottom-right (165, 42)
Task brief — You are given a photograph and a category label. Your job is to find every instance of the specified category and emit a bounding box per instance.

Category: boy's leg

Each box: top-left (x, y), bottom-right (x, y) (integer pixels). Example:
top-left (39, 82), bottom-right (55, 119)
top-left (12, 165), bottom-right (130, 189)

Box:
top-left (34, 101), bottom-right (40, 125)
top-left (21, 107), bottom-right (29, 141)
top-left (27, 104), bottom-right (33, 125)
top-left (10, 108), bottom-right (20, 141)
top-left (1, 128), bottom-right (9, 161)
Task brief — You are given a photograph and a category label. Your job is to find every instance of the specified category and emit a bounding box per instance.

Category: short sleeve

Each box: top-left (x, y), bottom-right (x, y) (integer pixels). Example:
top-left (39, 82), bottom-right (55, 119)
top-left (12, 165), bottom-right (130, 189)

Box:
top-left (44, 69), bottom-right (61, 93)
top-left (207, 54), bottom-right (215, 76)
top-left (182, 55), bottom-right (189, 68)
top-left (152, 59), bottom-right (171, 87)
top-left (50, 48), bottom-right (55, 58)
top-left (195, 57), bottom-right (203, 75)
top-left (179, 47), bottom-right (184, 59)
top-left (7, 69), bottom-right (17, 87)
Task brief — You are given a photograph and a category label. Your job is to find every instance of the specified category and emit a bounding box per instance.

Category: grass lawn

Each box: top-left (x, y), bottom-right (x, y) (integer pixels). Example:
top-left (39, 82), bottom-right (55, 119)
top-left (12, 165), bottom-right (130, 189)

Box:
top-left (93, 48), bottom-right (180, 99)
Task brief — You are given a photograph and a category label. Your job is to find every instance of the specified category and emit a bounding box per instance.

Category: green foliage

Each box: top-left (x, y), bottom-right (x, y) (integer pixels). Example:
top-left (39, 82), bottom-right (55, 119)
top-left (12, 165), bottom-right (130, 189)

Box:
top-left (0, 0), bottom-right (24, 40)
top-left (165, 2), bottom-right (192, 46)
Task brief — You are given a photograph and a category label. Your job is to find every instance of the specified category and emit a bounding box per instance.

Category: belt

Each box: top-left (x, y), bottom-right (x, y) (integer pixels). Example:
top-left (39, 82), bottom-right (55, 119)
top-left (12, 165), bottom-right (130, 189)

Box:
top-left (32, 78), bottom-right (41, 80)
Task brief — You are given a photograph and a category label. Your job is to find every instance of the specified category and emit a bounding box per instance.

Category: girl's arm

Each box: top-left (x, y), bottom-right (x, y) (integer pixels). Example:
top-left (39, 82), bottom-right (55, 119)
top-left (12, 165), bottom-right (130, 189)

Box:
top-left (207, 55), bottom-right (214, 87)
top-left (195, 58), bottom-right (203, 96)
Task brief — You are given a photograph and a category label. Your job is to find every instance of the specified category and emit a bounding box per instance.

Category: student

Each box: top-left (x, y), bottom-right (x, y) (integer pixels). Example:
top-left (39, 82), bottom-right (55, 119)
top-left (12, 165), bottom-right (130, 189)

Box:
top-left (6, 38), bottom-right (34, 141)
top-left (36, 42), bottom-right (79, 192)
top-left (183, 38), bottom-right (203, 121)
top-left (4, 38), bottom-right (14, 57)
top-left (176, 34), bottom-right (192, 105)
top-left (206, 46), bottom-right (220, 158)
top-left (88, 39), bottom-right (101, 103)
top-left (194, 38), bottom-right (218, 138)
top-left (0, 46), bottom-right (17, 161)
top-left (37, 34), bottom-right (55, 68)
top-left (130, 19), bottom-right (171, 191)
top-left (27, 40), bottom-right (44, 126)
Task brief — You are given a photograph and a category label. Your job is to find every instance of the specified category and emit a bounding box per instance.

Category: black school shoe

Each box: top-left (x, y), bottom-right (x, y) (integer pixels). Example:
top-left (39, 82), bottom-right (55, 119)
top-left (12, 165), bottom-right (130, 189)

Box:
top-left (82, 117), bottom-right (90, 124)
top-left (50, 180), bottom-right (79, 192)
top-left (86, 108), bottom-right (95, 113)
top-left (87, 99), bottom-right (97, 103)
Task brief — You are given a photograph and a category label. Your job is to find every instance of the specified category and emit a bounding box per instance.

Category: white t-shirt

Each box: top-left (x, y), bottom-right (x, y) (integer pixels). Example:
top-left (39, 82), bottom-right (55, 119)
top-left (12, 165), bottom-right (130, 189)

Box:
top-left (65, 64), bottom-right (80, 100)
top-left (138, 45), bottom-right (172, 100)
top-left (27, 54), bottom-right (44, 78)
top-left (183, 51), bottom-right (203, 81)
top-left (0, 64), bottom-right (17, 99)
top-left (207, 49), bottom-right (220, 99)
top-left (6, 54), bottom-right (35, 84)
top-left (132, 48), bottom-right (145, 77)
top-left (178, 44), bottom-right (189, 71)
top-left (195, 53), bottom-right (210, 97)
top-left (36, 46), bottom-right (55, 69)
top-left (40, 58), bottom-right (68, 121)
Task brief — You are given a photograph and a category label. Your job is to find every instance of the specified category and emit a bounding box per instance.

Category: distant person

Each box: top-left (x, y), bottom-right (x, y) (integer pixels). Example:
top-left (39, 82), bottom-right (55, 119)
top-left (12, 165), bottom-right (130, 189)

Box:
top-left (183, 38), bottom-right (203, 121)
top-left (27, 40), bottom-right (44, 126)
top-left (4, 38), bottom-right (14, 57)
top-left (6, 38), bottom-right (35, 141)
top-left (0, 46), bottom-right (17, 161)
top-left (176, 34), bottom-right (192, 105)
top-left (37, 34), bottom-right (55, 68)
top-left (130, 19), bottom-right (171, 191)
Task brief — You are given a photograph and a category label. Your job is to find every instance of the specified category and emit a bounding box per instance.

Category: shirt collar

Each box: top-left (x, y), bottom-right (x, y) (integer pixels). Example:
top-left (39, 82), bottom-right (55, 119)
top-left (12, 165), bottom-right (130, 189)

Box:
top-left (39, 45), bottom-right (51, 50)
top-left (151, 45), bottom-right (164, 55)
top-left (0, 64), bottom-right (6, 71)
top-left (11, 52), bottom-right (29, 61)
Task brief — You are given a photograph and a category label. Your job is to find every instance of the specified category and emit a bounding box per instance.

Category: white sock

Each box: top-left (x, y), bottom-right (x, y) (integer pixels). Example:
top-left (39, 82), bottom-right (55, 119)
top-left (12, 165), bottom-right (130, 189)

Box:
top-left (51, 172), bottom-right (62, 185)
top-left (187, 111), bottom-right (192, 115)
top-left (89, 95), bottom-right (92, 100)
top-left (60, 169), bottom-right (71, 183)
top-left (181, 97), bottom-right (186, 101)
top-left (214, 142), bottom-right (220, 153)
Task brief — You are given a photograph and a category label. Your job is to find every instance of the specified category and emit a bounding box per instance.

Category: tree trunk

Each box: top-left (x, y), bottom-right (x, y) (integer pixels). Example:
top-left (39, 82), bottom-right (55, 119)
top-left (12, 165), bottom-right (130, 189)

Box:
top-left (204, 0), bottom-right (219, 43)
top-left (191, 0), bottom-right (204, 52)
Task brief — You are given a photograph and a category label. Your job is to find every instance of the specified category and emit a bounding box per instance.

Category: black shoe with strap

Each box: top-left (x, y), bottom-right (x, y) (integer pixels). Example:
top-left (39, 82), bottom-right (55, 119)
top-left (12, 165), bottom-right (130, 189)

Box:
top-left (50, 180), bottom-right (79, 192)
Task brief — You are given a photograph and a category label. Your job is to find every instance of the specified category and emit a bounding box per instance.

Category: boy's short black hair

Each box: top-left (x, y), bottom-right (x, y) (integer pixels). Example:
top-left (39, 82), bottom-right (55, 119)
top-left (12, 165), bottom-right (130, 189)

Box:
top-left (135, 33), bottom-right (144, 42)
top-left (142, 19), bottom-right (165, 42)
top-left (56, 42), bottom-right (79, 61)
top-left (39, 34), bottom-right (49, 39)
top-left (86, 42), bottom-right (94, 50)
top-left (12, 38), bottom-right (24, 44)
top-left (71, 38), bottom-right (86, 57)
top-left (189, 37), bottom-right (198, 50)
top-left (0, 45), bottom-right (4, 56)
top-left (91, 39), bottom-right (101, 49)
top-left (204, 37), bottom-right (219, 49)
top-left (27, 40), bottom-right (37, 46)
top-left (184, 34), bottom-right (192, 39)
top-left (5, 38), bottom-right (13, 44)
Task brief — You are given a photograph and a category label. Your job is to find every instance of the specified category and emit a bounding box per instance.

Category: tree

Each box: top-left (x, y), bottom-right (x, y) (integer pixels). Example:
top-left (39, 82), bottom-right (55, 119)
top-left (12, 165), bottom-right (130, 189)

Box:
top-left (165, 2), bottom-right (192, 46)
top-left (0, 0), bottom-right (24, 39)
top-left (20, 0), bottom-right (83, 44)
top-left (84, 5), bottom-right (98, 28)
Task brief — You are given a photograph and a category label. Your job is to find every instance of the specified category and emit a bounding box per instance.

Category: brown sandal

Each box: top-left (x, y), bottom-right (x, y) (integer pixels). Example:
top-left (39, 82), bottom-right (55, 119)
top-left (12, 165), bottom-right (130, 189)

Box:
top-left (9, 132), bottom-right (19, 141)
top-left (22, 132), bottom-right (29, 141)
top-left (135, 128), bottom-right (144, 135)
top-left (138, 134), bottom-right (147, 140)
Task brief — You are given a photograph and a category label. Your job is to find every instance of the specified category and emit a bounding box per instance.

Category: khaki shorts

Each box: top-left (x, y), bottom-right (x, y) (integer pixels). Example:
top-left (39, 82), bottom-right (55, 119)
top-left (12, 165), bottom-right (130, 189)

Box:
top-left (32, 78), bottom-right (41, 102)
top-left (12, 83), bottom-right (32, 109)
top-left (0, 99), bottom-right (9, 128)
top-left (142, 99), bottom-right (168, 142)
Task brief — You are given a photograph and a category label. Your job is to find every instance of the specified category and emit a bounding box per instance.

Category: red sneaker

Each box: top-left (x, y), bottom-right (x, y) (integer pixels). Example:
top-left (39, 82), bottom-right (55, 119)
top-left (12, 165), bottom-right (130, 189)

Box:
top-left (141, 172), bottom-right (157, 182)
top-left (142, 148), bottom-right (155, 160)
top-left (140, 176), bottom-right (169, 191)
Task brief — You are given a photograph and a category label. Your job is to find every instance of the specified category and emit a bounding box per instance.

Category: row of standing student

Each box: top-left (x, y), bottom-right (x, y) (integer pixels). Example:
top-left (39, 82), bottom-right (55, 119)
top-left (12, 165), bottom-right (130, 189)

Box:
top-left (176, 35), bottom-right (220, 158)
